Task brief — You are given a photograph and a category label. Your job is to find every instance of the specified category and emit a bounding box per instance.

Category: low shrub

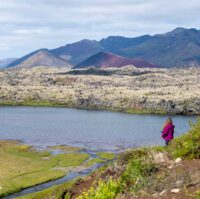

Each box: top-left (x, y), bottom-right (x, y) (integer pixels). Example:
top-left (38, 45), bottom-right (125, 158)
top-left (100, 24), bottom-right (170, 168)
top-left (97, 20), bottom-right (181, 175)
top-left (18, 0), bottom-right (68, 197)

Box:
top-left (120, 158), bottom-right (157, 193)
top-left (77, 179), bottom-right (120, 199)
top-left (168, 119), bottom-right (200, 159)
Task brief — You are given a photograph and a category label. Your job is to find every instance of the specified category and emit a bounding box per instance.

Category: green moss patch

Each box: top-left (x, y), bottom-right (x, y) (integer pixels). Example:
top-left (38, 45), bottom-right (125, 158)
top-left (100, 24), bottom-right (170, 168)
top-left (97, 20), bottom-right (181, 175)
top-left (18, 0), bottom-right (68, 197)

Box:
top-left (16, 180), bottom-right (74, 199)
top-left (167, 119), bottom-right (200, 159)
top-left (51, 153), bottom-right (89, 167)
top-left (0, 100), bottom-right (74, 108)
top-left (83, 158), bottom-right (105, 167)
top-left (96, 152), bottom-right (115, 160)
top-left (49, 145), bottom-right (83, 152)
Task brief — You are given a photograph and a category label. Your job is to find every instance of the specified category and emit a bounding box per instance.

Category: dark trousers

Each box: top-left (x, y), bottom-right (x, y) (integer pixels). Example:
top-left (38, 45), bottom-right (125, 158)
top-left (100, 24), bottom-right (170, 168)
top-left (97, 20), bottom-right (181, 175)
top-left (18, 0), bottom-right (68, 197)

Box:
top-left (165, 140), bottom-right (170, 146)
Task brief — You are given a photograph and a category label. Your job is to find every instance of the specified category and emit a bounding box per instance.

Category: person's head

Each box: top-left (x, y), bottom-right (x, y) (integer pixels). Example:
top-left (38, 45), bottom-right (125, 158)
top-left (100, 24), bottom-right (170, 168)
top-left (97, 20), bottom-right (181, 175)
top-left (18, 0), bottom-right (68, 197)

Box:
top-left (166, 117), bottom-right (173, 124)
top-left (163, 117), bottom-right (173, 129)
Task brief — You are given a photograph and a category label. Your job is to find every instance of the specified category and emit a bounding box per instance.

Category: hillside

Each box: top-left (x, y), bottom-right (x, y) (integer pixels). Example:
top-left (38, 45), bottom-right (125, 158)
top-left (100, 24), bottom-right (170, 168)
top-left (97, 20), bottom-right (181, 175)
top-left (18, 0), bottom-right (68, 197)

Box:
top-left (7, 49), bottom-right (71, 68)
top-left (99, 35), bottom-right (151, 53)
top-left (117, 28), bottom-right (200, 67)
top-left (74, 52), bottom-right (157, 68)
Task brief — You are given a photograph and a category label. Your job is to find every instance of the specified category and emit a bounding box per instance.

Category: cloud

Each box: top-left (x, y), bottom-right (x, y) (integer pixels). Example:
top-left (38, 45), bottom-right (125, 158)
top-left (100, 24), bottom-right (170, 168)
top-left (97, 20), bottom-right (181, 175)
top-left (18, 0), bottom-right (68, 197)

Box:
top-left (13, 27), bottom-right (50, 35)
top-left (0, 0), bottom-right (200, 59)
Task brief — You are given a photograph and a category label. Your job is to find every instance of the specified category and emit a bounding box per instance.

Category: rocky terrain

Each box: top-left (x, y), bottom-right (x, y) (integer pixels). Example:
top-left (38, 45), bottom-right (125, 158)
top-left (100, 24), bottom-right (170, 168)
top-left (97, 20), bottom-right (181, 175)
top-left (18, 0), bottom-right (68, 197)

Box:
top-left (0, 66), bottom-right (200, 115)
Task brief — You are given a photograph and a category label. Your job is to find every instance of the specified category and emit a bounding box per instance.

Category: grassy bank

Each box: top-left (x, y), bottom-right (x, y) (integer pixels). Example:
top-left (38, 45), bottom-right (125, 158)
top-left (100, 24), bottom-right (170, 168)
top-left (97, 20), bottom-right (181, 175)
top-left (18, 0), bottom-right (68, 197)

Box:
top-left (0, 141), bottom-right (89, 197)
top-left (75, 119), bottom-right (200, 199)
top-left (0, 100), bottom-right (169, 115)
top-left (0, 100), bottom-right (71, 108)
top-left (96, 152), bottom-right (116, 160)
top-left (16, 180), bottom-right (75, 199)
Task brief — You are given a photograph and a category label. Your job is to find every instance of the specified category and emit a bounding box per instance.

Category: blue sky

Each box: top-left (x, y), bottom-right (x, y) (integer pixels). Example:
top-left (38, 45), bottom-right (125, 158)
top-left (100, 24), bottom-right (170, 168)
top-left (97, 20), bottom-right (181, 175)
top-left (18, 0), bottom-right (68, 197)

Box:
top-left (0, 0), bottom-right (200, 59)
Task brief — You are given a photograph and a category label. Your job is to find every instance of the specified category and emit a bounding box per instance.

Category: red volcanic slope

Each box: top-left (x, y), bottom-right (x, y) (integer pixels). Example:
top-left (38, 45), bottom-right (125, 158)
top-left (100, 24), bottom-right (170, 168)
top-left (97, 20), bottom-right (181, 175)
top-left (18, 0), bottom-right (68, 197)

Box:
top-left (74, 52), bottom-right (157, 68)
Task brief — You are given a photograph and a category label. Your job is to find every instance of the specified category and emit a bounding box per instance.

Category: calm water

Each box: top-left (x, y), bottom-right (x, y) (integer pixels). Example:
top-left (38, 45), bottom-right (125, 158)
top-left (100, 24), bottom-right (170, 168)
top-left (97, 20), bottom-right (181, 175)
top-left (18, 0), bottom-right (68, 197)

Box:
top-left (0, 107), bottom-right (196, 151)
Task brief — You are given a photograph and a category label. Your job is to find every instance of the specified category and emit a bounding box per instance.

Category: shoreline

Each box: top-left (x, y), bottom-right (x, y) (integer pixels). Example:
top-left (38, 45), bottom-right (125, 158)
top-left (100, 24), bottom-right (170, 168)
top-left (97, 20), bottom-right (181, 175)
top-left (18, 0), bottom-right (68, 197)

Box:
top-left (0, 101), bottom-right (198, 116)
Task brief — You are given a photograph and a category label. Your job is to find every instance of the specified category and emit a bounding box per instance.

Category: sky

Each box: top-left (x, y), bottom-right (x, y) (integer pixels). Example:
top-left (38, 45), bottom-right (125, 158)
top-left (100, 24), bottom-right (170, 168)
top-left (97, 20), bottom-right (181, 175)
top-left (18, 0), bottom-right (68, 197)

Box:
top-left (0, 0), bottom-right (200, 59)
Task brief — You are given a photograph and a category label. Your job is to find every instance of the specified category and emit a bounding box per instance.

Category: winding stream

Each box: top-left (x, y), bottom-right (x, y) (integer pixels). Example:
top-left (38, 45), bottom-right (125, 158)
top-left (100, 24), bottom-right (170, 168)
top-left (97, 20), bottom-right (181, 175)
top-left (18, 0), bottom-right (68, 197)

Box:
top-left (3, 156), bottom-right (107, 199)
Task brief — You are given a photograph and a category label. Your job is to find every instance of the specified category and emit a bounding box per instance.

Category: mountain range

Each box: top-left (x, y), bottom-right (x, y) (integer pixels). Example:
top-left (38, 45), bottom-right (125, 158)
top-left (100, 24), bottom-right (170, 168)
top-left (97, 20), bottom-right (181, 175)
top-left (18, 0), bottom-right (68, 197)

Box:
top-left (6, 27), bottom-right (200, 68)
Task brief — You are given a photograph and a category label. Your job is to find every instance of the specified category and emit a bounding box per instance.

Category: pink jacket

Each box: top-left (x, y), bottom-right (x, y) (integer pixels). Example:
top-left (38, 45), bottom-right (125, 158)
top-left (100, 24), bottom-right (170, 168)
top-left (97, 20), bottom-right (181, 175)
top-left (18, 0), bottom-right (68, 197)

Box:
top-left (162, 123), bottom-right (175, 141)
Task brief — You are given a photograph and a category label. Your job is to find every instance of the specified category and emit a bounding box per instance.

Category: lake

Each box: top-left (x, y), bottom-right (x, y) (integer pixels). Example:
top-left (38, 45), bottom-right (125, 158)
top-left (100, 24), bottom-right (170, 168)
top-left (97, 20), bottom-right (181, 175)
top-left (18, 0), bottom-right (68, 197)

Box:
top-left (0, 107), bottom-right (196, 151)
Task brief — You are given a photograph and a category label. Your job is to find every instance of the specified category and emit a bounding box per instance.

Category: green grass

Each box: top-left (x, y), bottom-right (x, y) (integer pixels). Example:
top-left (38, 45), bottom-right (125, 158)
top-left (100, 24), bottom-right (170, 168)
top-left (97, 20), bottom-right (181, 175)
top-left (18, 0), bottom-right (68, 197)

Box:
top-left (0, 100), bottom-right (71, 107)
top-left (51, 153), bottom-right (89, 167)
top-left (125, 108), bottom-right (167, 115)
top-left (0, 140), bottom-right (89, 197)
top-left (120, 158), bottom-right (157, 193)
top-left (195, 190), bottom-right (200, 199)
top-left (48, 145), bottom-right (83, 152)
top-left (117, 148), bottom-right (149, 166)
top-left (96, 152), bottom-right (115, 160)
top-left (77, 152), bottom-right (157, 198)
top-left (0, 100), bottom-right (169, 115)
top-left (1, 170), bottom-right (65, 197)
top-left (83, 158), bottom-right (105, 167)
top-left (167, 119), bottom-right (200, 159)
top-left (77, 179), bottom-right (120, 199)
top-left (16, 180), bottom-right (75, 199)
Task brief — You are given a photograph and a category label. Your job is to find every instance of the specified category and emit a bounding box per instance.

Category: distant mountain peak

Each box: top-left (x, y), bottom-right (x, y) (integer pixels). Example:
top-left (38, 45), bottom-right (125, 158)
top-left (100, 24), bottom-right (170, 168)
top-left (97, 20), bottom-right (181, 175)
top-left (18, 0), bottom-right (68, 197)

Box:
top-left (37, 48), bottom-right (49, 52)
top-left (172, 27), bottom-right (188, 32)
top-left (8, 49), bottom-right (71, 68)
top-left (163, 27), bottom-right (199, 37)
top-left (79, 39), bottom-right (98, 44)
top-left (102, 36), bottom-right (128, 41)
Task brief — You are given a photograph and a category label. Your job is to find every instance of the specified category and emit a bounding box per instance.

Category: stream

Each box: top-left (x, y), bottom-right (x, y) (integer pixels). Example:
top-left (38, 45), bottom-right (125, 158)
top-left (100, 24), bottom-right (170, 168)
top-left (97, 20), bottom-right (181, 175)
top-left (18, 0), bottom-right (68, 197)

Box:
top-left (2, 149), bottom-right (113, 199)
top-left (3, 161), bottom-right (105, 199)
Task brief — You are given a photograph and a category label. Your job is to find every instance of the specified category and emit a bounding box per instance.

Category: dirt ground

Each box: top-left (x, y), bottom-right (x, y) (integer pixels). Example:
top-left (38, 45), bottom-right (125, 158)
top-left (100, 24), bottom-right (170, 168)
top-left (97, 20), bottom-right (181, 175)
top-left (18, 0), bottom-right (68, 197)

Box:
top-left (69, 159), bottom-right (200, 199)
